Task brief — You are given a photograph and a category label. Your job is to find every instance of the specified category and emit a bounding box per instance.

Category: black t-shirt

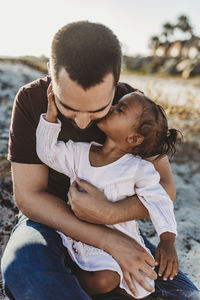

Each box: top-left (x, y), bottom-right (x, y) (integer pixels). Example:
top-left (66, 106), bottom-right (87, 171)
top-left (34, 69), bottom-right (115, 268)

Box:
top-left (8, 76), bottom-right (138, 200)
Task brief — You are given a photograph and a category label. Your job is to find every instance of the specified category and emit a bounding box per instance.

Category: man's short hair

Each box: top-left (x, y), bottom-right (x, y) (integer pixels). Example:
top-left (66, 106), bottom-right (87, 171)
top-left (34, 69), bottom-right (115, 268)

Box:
top-left (51, 21), bottom-right (122, 89)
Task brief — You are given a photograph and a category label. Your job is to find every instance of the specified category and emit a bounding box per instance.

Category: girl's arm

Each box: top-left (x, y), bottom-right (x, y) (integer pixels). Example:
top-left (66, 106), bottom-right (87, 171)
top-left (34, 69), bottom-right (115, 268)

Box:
top-left (36, 114), bottom-right (75, 177)
top-left (147, 155), bottom-right (176, 202)
top-left (134, 159), bottom-right (177, 237)
top-left (36, 82), bottom-right (77, 178)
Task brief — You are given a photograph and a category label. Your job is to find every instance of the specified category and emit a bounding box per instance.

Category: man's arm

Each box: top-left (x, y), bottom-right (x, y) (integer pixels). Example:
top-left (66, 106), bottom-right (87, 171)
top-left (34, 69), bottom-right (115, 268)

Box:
top-left (67, 155), bottom-right (176, 225)
top-left (12, 162), bottom-right (112, 243)
top-left (116, 156), bottom-right (176, 223)
top-left (12, 162), bottom-right (156, 293)
top-left (148, 155), bottom-right (176, 202)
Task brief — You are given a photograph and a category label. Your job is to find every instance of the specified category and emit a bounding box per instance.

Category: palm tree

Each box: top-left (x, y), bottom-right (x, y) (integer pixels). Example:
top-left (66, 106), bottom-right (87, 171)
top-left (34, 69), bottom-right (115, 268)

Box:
top-left (149, 35), bottom-right (160, 50)
top-left (175, 15), bottom-right (193, 36)
top-left (162, 22), bottom-right (175, 41)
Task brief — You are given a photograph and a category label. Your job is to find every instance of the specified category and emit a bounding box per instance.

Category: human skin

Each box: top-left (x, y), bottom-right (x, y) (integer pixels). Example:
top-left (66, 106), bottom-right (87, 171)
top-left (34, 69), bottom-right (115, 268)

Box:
top-left (12, 67), bottom-right (176, 294)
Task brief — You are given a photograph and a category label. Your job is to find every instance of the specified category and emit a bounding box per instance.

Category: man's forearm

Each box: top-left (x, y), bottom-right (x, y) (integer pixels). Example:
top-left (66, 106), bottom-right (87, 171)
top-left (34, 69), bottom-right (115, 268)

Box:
top-left (17, 190), bottom-right (113, 251)
top-left (108, 178), bottom-right (176, 225)
top-left (108, 195), bottom-right (149, 224)
top-left (17, 190), bottom-right (157, 292)
top-left (108, 158), bottom-right (176, 224)
top-left (160, 179), bottom-right (176, 202)
top-left (150, 155), bottom-right (176, 202)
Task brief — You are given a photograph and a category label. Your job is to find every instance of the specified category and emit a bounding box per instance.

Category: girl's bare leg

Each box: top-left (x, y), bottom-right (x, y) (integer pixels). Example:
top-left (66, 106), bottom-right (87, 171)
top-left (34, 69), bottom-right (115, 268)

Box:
top-left (74, 266), bottom-right (146, 298)
top-left (75, 269), bottom-right (120, 295)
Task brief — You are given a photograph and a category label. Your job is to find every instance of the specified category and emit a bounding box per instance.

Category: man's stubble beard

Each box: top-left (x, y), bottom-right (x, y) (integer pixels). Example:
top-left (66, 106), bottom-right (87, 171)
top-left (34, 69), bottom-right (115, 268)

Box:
top-left (58, 112), bottom-right (107, 131)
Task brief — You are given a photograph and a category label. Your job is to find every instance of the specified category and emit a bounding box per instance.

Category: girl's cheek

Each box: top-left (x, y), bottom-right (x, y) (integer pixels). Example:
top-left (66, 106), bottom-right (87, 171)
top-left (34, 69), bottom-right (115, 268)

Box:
top-left (98, 107), bottom-right (112, 119)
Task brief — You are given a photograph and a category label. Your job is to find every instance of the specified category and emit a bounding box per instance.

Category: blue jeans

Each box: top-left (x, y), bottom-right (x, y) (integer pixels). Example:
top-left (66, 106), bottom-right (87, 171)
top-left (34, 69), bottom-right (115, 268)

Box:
top-left (1, 214), bottom-right (199, 300)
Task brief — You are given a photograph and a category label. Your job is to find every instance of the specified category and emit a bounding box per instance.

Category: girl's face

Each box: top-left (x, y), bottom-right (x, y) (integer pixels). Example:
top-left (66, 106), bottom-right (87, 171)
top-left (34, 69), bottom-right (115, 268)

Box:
top-left (98, 94), bottom-right (143, 146)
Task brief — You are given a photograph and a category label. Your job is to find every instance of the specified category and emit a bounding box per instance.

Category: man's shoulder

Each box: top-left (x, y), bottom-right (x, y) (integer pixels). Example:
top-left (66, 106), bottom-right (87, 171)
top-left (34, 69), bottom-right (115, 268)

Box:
top-left (114, 81), bottom-right (142, 104)
top-left (19, 75), bottom-right (50, 98)
top-left (15, 75), bottom-right (51, 115)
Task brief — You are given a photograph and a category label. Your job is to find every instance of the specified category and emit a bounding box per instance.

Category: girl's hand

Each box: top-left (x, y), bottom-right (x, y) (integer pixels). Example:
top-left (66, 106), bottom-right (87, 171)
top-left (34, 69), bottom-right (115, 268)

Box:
top-left (46, 83), bottom-right (58, 123)
top-left (155, 233), bottom-right (179, 281)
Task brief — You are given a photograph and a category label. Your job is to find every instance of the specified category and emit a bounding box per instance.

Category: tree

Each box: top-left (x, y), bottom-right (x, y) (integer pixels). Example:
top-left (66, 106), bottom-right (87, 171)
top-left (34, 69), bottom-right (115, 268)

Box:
top-left (175, 15), bottom-right (193, 36)
top-left (148, 15), bottom-right (195, 55)
top-left (148, 35), bottom-right (160, 50)
top-left (162, 22), bottom-right (175, 41)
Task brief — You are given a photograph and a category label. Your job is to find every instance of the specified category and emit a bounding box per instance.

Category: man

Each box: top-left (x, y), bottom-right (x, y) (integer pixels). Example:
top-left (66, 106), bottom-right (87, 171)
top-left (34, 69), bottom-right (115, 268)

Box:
top-left (1, 21), bottom-right (199, 299)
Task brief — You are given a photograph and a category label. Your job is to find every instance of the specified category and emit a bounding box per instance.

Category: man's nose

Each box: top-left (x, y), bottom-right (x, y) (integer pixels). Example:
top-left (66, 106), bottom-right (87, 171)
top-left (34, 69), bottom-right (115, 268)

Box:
top-left (74, 113), bottom-right (91, 129)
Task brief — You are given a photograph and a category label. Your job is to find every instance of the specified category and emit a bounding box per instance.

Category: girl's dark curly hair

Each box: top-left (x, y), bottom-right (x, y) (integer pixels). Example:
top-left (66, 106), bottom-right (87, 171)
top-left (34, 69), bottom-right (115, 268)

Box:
top-left (129, 93), bottom-right (181, 160)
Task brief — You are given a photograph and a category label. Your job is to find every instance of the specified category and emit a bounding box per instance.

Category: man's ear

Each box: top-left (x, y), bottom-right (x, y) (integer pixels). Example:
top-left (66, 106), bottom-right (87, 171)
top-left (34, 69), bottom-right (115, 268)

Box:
top-left (127, 134), bottom-right (144, 146)
top-left (47, 61), bottom-right (51, 75)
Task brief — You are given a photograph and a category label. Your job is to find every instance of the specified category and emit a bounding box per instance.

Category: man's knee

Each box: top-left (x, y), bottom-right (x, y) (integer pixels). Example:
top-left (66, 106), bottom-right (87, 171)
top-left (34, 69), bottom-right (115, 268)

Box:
top-left (1, 238), bottom-right (89, 300)
top-left (1, 219), bottom-right (68, 293)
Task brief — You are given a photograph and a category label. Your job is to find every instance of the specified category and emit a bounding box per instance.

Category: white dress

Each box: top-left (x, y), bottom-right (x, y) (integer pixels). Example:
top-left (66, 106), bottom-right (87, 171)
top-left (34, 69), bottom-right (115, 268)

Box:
top-left (36, 114), bottom-right (177, 299)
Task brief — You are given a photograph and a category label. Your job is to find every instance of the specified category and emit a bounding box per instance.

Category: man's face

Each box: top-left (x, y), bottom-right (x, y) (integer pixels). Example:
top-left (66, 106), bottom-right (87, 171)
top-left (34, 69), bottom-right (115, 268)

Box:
top-left (51, 67), bottom-right (115, 129)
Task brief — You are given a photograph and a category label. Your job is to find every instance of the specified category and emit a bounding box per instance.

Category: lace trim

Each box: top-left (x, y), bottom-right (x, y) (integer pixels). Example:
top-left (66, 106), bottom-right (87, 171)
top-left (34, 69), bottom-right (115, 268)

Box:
top-left (67, 237), bottom-right (107, 259)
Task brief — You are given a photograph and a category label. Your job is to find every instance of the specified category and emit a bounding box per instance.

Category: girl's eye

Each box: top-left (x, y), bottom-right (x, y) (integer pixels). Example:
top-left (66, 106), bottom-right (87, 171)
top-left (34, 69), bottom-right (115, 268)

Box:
top-left (116, 107), bottom-right (122, 112)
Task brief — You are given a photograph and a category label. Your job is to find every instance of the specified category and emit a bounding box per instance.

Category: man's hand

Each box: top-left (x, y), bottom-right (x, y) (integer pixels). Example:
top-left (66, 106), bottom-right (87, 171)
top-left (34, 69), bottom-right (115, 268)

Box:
top-left (107, 230), bottom-right (157, 296)
top-left (155, 232), bottom-right (179, 281)
top-left (45, 83), bottom-right (58, 123)
top-left (68, 178), bottom-right (149, 224)
top-left (68, 179), bottom-right (114, 224)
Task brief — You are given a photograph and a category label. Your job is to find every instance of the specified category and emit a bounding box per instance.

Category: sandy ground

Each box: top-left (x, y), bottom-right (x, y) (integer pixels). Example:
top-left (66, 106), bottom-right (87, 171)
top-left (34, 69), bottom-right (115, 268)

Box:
top-left (0, 68), bottom-right (200, 297)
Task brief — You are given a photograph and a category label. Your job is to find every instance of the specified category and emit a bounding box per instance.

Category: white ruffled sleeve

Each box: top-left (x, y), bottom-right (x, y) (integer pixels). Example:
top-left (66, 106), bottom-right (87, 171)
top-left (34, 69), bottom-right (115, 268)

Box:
top-left (36, 114), bottom-right (75, 177)
top-left (135, 159), bottom-right (177, 237)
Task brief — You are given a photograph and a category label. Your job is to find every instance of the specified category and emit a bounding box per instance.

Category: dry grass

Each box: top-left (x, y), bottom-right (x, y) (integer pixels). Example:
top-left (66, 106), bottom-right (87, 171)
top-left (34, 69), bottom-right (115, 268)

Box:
top-left (0, 56), bottom-right (48, 73)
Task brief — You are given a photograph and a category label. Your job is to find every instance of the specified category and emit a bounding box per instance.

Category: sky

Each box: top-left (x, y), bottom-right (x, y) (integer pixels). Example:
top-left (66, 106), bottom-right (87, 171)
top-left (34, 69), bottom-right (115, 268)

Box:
top-left (0, 0), bottom-right (200, 58)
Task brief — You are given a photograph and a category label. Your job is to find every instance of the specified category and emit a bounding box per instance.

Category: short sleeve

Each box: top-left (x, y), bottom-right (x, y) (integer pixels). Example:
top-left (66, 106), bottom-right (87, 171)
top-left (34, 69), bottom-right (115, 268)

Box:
top-left (8, 87), bottom-right (45, 164)
top-left (135, 160), bottom-right (177, 236)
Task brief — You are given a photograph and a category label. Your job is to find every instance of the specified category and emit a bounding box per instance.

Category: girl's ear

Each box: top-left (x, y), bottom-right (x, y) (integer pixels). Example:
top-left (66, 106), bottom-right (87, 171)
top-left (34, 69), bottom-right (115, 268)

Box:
top-left (127, 134), bottom-right (144, 146)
